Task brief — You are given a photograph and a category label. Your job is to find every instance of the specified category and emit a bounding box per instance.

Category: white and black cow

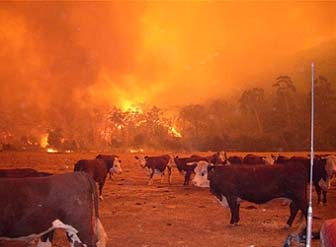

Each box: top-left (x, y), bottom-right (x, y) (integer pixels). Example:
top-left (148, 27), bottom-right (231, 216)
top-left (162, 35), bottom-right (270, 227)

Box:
top-left (0, 172), bottom-right (107, 247)
top-left (74, 157), bottom-right (122, 200)
top-left (192, 161), bottom-right (308, 227)
top-left (135, 155), bottom-right (174, 185)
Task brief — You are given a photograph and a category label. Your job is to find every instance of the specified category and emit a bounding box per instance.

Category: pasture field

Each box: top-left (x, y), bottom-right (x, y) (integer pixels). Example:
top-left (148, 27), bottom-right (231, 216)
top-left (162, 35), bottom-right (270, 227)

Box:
top-left (0, 151), bottom-right (335, 247)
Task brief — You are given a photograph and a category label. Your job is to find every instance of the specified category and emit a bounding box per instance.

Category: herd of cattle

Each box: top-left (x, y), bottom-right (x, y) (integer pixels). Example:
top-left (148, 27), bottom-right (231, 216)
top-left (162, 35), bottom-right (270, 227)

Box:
top-left (0, 152), bottom-right (336, 247)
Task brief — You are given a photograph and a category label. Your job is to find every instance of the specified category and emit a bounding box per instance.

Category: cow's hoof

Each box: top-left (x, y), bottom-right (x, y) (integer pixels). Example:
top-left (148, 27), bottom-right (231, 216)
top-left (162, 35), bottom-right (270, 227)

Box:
top-left (228, 223), bottom-right (239, 227)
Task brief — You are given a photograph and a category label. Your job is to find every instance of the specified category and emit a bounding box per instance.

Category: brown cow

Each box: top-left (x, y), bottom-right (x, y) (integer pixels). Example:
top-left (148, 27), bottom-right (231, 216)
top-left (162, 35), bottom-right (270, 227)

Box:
top-left (135, 155), bottom-right (174, 185)
top-left (192, 161), bottom-right (307, 227)
top-left (96, 154), bottom-right (121, 180)
top-left (74, 157), bottom-right (122, 200)
top-left (275, 155), bottom-right (336, 205)
top-left (0, 168), bottom-right (52, 178)
top-left (0, 172), bottom-right (107, 247)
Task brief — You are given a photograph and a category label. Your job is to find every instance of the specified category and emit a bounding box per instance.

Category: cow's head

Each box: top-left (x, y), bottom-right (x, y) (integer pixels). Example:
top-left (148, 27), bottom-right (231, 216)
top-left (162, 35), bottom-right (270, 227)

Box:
top-left (216, 151), bottom-right (229, 164)
top-left (135, 156), bottom-right (147, 168)
top-left (167, 155), bottom-right (176, 168)
top-left (319, 155), bottom-right (336, 191)
top-left (262, 155), bottom-right (275, 165)
top-left (326, 155), bottom-right (336, 178)
top-left (110, 157), bottom-right (122, 174)
top-left (192, 161), bottom-right (212, 188)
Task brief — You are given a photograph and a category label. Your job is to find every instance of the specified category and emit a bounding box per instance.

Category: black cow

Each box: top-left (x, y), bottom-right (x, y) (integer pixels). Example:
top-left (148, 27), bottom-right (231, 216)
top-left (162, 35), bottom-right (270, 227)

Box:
top-left (0, 172), bottom-right (107, 247)
top-left (192, 162), bottom-right (308, 227)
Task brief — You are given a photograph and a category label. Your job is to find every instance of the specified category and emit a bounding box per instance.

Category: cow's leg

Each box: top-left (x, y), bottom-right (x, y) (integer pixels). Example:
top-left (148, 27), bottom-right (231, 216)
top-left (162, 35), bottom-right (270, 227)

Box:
top-left (98, 182), bottom-right (105, 200)
top-left (184, 170), bottom-right (192, 185)
top-left (295, 200), bottom-right (308, 238)
top-left (286, 201), bottom-right (300, 227)
top-left (148, 170), bottom-right (155, 185)
top-left (236, 202), bottom-right (241, 223)
top-left (315, 184), bottom-right (322, 205)
top-left (37, 231), bottom-right (54, 247)
top-left (167, 167), bottom-right (172, 185)
top-left (227, 196), bottom-right (239, 225)
top-left (160, 171), bottom-right (165, 183)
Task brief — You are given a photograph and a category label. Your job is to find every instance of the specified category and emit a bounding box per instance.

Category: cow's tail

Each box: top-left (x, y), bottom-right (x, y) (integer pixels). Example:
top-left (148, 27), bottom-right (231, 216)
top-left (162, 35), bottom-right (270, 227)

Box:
top-left (86, 173), bottom-right (107, 247)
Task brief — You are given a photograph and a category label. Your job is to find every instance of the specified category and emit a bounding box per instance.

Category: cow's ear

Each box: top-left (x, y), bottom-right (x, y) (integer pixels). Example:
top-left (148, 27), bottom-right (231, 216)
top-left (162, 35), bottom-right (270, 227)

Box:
top-left (135, 156), bottom-right (139, 160)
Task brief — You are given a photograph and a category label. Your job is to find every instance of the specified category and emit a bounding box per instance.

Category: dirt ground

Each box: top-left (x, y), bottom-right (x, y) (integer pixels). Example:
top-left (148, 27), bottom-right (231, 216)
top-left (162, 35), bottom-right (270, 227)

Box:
top-left (0, 151), bottom-right (335, 247)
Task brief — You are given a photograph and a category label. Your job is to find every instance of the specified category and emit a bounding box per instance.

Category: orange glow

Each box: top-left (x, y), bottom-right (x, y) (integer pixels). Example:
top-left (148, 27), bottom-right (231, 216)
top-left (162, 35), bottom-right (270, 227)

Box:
top-left (120, 100), bottom-right (143, 113)
top-left (46, 148), bottom-right (58, 153)
top-left (168, 126), bottom-right (182, 138)
top-left (40, 134), bottom-right (49, 148)
top-left (130, 148), bottom-right (144, 153)
top-left (0, 2), bottom-right (335, 146)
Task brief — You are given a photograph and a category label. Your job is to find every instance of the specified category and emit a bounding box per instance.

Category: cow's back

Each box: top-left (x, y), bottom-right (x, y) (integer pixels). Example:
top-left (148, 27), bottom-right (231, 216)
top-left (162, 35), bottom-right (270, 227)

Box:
top-left (0, 168), bottom-right (52, 178)
top-left (146, 155), bottom-right (170, 171)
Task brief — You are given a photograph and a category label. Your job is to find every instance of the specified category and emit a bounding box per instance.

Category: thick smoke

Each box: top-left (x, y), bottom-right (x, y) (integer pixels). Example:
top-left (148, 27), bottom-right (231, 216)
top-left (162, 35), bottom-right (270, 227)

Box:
top-left (0, 2), bottom-right (335, 147)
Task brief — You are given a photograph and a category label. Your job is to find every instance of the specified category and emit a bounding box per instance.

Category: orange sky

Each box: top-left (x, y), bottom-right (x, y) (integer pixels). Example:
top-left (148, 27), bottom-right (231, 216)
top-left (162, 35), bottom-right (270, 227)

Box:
top-left (1, 1), bottom-right (335, 111)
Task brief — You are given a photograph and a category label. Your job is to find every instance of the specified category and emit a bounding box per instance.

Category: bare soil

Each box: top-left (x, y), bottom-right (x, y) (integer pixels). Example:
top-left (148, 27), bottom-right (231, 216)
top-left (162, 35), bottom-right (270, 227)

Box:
top-left (0, 151), bottom-right (335, 247)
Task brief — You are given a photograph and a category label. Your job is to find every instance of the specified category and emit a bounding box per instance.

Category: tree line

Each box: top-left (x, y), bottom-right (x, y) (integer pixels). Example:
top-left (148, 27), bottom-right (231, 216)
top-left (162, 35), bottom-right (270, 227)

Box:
top-left (1, 75), bottom-right (335, 152)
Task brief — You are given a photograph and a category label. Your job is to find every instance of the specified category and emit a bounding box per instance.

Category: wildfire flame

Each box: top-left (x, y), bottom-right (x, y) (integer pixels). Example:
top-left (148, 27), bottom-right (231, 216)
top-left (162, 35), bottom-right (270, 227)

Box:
top-left (46, 148), bottom-right (58, 153)
top-left (168, 126), bottom-right (182, 138)
top-left (130, 148), bottom-right (144, 153)
top-left (40, 133), bottom-right (49, 148)
top-left (121, 100), bottom-right (143, 113)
